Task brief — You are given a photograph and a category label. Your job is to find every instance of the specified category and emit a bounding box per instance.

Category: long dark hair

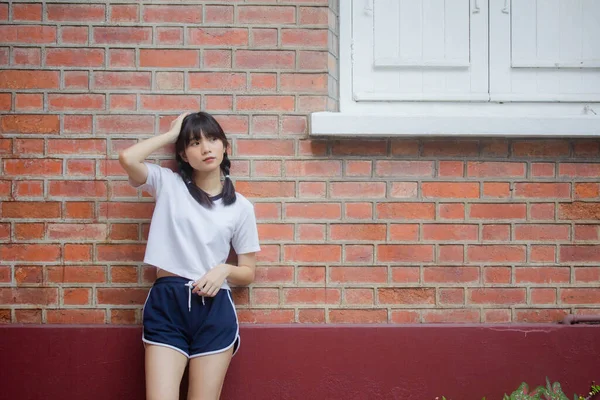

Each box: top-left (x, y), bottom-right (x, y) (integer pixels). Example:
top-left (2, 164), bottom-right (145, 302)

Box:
top-left (175, 111), bottom-right (236, 208)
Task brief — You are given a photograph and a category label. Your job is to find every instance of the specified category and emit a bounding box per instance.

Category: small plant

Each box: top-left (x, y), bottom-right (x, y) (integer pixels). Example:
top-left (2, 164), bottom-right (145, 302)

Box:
top-left (436, 379), bottom-right (599, 400)
top-left (577, 382), bottom-right (600, 400)
top-left (539, 377), bottom-right (570, 400)
top-left (503, 381), bottom-right (546, 400)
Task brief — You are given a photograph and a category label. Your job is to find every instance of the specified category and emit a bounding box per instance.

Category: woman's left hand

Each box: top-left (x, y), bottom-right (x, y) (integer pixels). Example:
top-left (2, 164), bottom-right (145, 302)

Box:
top-left (192, 264), bottom-right (231, 297)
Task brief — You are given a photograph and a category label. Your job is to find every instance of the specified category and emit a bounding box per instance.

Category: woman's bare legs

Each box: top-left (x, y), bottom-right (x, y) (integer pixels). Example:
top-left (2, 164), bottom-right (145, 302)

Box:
top-left (145, 344), bottom-right (188, 400)
top-left (186, 347), bottom-right (234, 400)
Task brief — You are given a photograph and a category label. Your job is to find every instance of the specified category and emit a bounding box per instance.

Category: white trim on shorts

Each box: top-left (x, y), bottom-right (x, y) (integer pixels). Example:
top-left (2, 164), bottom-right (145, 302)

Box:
top-left (142, 338), bottom-right (191, 358)
top-left (189, 289), bottom-right (240, 359)
top-left (141, 287), bottom-right (152, 325)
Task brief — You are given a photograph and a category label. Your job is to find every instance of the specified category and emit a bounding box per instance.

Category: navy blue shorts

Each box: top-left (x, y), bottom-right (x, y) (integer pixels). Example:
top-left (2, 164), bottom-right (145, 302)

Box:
top-left (142, 276), bottom-right (240, 358)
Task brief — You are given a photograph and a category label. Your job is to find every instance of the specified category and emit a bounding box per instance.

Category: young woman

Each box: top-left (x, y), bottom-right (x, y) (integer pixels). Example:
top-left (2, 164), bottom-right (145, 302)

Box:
top-left (119, 111), bottom-right (260, 400)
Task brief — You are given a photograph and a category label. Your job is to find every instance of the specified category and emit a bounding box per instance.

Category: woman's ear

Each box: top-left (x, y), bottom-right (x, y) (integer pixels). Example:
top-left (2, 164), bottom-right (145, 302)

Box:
top-left (179, 150), bottom-right (188, 163)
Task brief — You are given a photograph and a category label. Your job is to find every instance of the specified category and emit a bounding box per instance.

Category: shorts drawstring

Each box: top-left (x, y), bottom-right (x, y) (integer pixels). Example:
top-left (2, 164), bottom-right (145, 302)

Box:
top-left (184, 281), bottom-right (205, 312)
top-left (185, 281), bottom-right (193, 311)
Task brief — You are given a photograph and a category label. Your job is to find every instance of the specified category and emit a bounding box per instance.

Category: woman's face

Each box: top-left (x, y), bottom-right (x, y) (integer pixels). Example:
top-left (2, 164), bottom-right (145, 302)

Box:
top-left (181, 132), bottom-right (226, 175)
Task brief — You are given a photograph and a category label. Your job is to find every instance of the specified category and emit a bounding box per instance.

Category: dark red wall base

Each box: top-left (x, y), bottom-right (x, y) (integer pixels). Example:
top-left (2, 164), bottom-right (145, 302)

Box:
top-left (1, 324), bottom-right (599, 400)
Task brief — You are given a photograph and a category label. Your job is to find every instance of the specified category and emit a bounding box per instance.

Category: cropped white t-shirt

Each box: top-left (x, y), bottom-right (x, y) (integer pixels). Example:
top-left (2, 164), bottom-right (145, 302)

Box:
top-left (133, 162), bottom-right (261, 289)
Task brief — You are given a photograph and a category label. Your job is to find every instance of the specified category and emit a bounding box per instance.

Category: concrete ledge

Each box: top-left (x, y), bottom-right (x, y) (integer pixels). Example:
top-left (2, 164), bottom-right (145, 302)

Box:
top-left (1, 324), bottom-right (599, 399)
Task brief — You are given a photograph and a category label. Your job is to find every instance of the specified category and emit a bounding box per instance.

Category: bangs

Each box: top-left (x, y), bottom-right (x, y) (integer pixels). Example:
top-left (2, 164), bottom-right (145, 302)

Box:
top-left (183, 128), bottom-right (220, 145)
top-left (179, 112), bottom-right (227, 148)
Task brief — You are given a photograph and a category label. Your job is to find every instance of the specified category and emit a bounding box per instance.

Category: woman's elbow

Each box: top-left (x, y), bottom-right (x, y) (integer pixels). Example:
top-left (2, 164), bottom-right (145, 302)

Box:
top-left (241, 274), bottom-right (255, 286)
top-left (242, 267), bottom-right (256, 286)
top-left (118, 150), bottom-right (131, 168)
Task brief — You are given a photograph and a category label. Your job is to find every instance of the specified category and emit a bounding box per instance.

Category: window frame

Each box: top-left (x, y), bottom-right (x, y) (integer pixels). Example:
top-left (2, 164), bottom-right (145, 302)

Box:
top-left (310, 0), bottom-right (600, 137)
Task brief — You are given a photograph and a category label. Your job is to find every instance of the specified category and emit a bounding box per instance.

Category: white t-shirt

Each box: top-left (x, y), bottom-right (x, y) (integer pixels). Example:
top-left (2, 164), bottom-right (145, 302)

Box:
top-left (133, 162), bottom-right (261, 289)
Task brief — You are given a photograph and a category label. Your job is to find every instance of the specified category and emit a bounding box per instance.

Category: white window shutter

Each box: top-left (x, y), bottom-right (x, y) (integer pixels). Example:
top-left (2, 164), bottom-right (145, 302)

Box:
top-left (490, 0), bottom-right (600, 102)
top-left (351, 0), bottom-right (489, 102)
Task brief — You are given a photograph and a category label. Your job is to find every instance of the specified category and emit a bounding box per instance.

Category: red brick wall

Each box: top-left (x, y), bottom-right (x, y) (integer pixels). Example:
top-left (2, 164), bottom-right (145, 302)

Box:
top-left (1, 1), bottom-right (599, 325)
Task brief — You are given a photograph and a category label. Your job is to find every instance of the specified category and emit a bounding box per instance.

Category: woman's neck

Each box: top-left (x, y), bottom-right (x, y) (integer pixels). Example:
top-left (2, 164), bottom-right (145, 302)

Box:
top-left (193, 169), bottom-right (222, 196)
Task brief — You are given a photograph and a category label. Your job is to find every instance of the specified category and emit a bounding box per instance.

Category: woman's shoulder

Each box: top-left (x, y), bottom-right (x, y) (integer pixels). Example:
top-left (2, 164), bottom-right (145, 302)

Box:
top-left (230, 193), bottom-right (259, 218)
top-left (146, 162), bottom-right (180, 179)
top-left (233, 192), bottom-right (253, 209)
top-left (229, 193), bottom-right (258, 229)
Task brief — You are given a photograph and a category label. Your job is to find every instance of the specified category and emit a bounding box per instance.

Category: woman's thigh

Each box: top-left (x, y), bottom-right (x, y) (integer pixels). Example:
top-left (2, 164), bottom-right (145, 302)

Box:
top-left (187, 347), bottom-right (234, 400)
top-left (145, 344), bottom-right (188, 400)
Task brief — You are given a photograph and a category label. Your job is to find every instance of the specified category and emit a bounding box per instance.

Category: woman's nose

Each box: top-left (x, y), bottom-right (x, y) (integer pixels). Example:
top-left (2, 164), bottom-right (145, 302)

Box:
top-left (200, 141), bottom-right (210, 153)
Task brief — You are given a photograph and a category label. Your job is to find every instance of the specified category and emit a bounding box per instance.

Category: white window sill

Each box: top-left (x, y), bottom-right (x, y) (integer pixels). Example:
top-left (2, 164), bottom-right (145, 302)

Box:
top-left (310, 112), bottom-right (600, 137)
